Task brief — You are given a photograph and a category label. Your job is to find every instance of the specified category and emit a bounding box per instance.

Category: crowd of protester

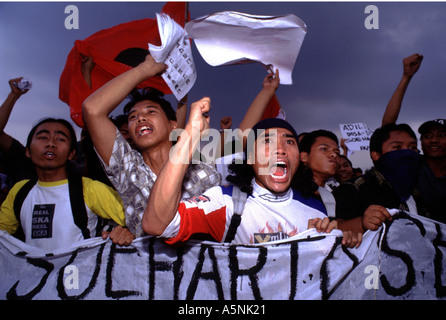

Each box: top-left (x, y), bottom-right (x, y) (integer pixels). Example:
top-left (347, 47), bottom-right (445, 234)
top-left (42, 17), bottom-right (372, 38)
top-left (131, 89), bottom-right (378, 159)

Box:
top-left (0, 52), bottom-right (444, 253)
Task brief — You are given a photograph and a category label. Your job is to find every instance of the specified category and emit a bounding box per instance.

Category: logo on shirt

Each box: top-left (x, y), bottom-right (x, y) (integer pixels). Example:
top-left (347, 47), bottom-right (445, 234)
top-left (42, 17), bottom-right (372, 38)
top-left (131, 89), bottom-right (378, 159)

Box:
top-left (185, 195), bottom-right (210, 204)
top-left (251, 222), bottom-right (299, 244)
top-left (31, 204), bottom-right (55, 239)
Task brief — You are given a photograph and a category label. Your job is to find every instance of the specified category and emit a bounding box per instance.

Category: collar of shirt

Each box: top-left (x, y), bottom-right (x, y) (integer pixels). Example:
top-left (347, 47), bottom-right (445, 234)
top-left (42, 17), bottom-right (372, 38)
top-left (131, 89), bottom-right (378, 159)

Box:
top-left (251, 179), bottom-right (292, 203)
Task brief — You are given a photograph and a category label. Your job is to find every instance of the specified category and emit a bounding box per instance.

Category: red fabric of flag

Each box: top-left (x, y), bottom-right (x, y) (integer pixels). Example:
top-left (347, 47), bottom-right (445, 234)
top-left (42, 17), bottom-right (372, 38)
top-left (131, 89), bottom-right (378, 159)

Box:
top-left (261, 94), bottom-right (286, 120)
top-left (59, 2), bottom-right (188, 128)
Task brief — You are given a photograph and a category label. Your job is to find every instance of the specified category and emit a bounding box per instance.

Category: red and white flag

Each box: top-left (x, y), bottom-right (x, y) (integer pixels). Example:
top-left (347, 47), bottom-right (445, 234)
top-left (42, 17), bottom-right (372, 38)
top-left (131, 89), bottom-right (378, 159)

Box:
top-left (261, 94), bottom-right (286, 120)
top-left (59, 2), bottom-right (188, 127)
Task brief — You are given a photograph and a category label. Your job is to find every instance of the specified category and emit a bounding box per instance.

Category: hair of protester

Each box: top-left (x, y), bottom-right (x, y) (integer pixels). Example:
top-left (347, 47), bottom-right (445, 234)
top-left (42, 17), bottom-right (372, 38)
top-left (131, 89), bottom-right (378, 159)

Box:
top-left (369, 123), bottom-right (417, 155)
top-left (111, 114), bottom-right (128, 129)
top-left (297, 132), bottom-right (308, 141)
top-left (123, 87), bottom-right (177, 122)
top-left (298, 129), bottom-right (339, 154)
top-left (295, 129), bottom-right (340, 196)
top-left (80, 130), bottom-right (114, 187)
top-left (244, 118), bottom-right (299, 156)
top-left (26, 117), bottom-right (78, 152)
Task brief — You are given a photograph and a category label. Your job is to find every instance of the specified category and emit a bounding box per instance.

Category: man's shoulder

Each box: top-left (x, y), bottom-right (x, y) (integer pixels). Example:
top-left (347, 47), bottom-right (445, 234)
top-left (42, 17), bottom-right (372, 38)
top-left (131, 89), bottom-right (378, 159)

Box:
top-left (352, 168), bottom-right (381, 188)
top-left (81, 176), bottom-right (115, 192)
top-left (183, 161), bottom-right (222, 197)
top-left (7, 179), bottom-right (32, 200)
top-left (292, 188), bottom-right (327, 214)
top-left (108, 129), bottom-right (144, 164)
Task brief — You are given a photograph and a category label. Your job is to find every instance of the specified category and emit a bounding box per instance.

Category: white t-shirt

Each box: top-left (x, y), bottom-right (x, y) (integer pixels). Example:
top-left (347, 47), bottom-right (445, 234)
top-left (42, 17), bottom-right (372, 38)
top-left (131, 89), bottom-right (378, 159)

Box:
top-left (19, 180), bottom-right (99, 251)
top-left (161, 179), bottom-right (328, 245)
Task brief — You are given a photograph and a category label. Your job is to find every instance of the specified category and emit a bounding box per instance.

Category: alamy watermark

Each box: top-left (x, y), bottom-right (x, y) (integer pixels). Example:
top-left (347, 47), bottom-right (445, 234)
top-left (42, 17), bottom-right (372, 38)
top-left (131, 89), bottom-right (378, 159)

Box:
top-left (364, 5), bottom-right (379, 30)
top-left (64, 264), bottom-right (79, 290)
top-left (169, 127), bottom-right (289, 177)
top-left (364, 265), bottom-right (380, 289)
top-left (64, 5), bottom-right (79, 30)
top-left (64, 4), bottom-right (379, 31)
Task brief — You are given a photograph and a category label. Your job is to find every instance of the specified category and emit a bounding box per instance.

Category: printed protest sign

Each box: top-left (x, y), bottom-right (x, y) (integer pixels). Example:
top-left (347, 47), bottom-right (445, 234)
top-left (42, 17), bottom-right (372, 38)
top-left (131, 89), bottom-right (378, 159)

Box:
top-left (339, 123), bottom-right (374, 156)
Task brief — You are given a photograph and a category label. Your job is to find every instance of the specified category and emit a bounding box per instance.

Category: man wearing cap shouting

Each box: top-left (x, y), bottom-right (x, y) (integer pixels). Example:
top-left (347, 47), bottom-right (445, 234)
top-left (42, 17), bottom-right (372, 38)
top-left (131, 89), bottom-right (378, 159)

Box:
top-left (142, 98), bottom-right (361, 247)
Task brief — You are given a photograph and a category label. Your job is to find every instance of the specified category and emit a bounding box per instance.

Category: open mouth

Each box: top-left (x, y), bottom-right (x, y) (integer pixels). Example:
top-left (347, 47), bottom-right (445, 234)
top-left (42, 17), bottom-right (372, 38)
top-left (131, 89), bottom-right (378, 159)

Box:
top-left (138, 125), bottom-right (153, 137)
top-left (43, 151), bottom-right (56, 160)
top-left (270, 161), bottom-right (288, 179)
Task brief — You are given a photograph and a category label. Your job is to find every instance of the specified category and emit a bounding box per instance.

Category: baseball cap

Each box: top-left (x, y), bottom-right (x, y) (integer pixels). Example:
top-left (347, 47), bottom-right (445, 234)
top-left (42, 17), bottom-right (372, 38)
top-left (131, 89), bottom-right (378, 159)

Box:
top-left (245, 118), bottom-right (299, 156)
top-left (250, 118), bottom-right (298, 142)
top-left (418, 119), bottom-right (446, 135)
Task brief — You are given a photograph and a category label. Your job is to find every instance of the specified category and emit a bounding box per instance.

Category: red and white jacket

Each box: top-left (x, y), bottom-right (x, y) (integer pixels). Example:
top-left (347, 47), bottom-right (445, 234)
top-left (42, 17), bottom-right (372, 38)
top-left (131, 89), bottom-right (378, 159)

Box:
top-left (160, 179), bottom-right (328, 245)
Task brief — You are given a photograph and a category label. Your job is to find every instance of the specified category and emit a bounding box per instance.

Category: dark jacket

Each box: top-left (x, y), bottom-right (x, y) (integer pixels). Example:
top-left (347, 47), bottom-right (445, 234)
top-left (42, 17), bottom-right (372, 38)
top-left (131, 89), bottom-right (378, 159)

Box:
top-left (333, 167), bottom-right (427, 220)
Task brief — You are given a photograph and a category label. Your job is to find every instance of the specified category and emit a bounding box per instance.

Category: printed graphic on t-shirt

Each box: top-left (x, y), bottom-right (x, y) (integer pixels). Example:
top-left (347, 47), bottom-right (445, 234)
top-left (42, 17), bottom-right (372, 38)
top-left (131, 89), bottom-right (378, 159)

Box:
top-left (184, 195), bottom-right (211, 204)
top-left (31, 204), bottom-right (55, 239)
top-left (251, 222), bottom-right (299, 244)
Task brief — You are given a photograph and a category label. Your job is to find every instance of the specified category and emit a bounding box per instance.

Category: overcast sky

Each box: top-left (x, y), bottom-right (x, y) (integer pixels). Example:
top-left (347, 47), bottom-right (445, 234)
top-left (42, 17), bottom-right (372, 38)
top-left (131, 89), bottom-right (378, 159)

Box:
top-left (1, 1), bottom-right (445, 170)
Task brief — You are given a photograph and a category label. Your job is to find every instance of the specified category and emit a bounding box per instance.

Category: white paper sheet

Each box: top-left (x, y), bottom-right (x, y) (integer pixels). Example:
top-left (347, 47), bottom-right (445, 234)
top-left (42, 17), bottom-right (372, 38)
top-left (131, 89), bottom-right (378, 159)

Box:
top-left (185, 11), bottom-right (307, 85)
top-left (149, 13), bottom-right (196, 100)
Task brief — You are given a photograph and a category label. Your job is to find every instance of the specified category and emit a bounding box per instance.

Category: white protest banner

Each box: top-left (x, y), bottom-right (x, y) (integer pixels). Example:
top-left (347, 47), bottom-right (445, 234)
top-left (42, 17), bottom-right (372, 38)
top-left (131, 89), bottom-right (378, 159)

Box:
top-left (185, 11), bottom-right (307, 85)
top-left (1, 211), bottom-right (445, 301)
top-left (339, 123), bottom-right (374, 156)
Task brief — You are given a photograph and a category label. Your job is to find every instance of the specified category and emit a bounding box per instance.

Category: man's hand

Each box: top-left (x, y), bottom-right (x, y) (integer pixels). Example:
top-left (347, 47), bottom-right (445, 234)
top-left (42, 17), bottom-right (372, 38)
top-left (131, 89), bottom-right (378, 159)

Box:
top-left (220, 116), bottom-right (232, 130)
top-left (341, 230), bottom-right (363, 248)
top-left (102, 225), bottom-right (135, 246)
top-left (80, 54), bottom-right (95, 74)
top-left (308, 217), bottom-right (363, 248)
top-left (139, 54), bottom-right (167, 78)
top-left (362, 205), bottom-right (392, 231)
top-left (80, 54), bottom-right (95, 88)
top-left (403, 53), bottom-right (423, 79)
top-left (262, 69), bottom-right (280, 92)
top-left (8, 78), bottom-right (29, 97)
top-left (187, 97), bottom-right (211, 137)
top-left (308, 217), bottom-right (337, 233)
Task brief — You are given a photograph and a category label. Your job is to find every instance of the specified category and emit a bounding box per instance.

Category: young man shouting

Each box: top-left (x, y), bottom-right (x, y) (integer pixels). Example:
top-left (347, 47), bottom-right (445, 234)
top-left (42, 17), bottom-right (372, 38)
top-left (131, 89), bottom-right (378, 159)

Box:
top-left (143, 105), bottom-right (359, 247)
top-left (82, 54), bottom-right (220, 238)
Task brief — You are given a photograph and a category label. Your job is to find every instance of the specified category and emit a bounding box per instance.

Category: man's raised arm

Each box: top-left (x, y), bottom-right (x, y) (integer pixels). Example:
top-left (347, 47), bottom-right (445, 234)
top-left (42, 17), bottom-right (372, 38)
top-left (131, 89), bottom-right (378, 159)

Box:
top-left (381, 53), bottom-right (423, 126)
top-left (0, 78), bottom-right (29, 151)
top-left (82, 55), bottom-right (166, 165)
top-left (238, 69), bottom-right (280, 148)
top-left (142, 97), bottom-right (211, 236)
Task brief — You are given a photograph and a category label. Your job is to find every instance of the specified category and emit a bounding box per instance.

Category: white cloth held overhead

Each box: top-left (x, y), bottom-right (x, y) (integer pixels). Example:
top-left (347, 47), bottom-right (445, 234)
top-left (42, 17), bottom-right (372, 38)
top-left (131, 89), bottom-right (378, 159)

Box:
top-left (185, 11), bottom-right (307, 85)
